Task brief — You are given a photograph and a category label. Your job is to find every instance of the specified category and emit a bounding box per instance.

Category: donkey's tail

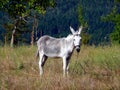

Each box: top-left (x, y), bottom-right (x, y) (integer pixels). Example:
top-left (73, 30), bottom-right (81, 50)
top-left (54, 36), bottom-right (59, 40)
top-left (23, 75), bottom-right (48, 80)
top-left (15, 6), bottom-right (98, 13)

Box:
top-left (36, 49), bottom-right (39, 59)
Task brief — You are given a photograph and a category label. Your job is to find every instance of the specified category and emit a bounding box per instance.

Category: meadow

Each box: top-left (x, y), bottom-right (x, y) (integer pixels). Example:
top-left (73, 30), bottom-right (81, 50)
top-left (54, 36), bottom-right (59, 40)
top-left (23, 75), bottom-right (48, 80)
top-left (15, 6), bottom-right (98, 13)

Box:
top-left (0, 45), bottom-right (120, 90)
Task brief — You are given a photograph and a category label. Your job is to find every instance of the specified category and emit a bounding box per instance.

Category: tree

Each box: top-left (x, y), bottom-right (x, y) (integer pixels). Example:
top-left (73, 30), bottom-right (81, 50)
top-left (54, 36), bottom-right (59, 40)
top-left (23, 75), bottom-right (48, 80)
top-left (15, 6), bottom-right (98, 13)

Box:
top-left (102, 0), bottom-right (120, 44)
top-left (0, 0), bottom-right (56, 47)
top-left (29, 0), bottom-right (56, 46)
top-left (111, 9), bottom-right (120, 44)
top-left (78, 4), bottom-right (91, 45)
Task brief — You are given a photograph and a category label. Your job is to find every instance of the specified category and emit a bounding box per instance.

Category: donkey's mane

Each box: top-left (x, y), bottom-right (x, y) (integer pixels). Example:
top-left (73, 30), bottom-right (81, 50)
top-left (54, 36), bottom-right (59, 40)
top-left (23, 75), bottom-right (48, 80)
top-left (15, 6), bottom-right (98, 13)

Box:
top-left (66, 34), bottom-right (74, 41)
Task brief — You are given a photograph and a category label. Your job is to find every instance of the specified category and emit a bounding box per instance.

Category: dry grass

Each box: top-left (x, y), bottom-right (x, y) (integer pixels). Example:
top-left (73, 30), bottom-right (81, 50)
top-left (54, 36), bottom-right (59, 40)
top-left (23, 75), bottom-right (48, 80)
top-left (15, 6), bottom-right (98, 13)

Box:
top-left (0, 45), bottom-right (120, 90)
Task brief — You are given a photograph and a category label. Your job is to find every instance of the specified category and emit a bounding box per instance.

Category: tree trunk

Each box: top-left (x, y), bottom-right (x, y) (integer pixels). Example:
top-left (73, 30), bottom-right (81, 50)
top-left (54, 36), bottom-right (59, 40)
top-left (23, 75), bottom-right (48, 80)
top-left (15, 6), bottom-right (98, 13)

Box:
top-left (31, 14), bottom-right (38, 46)
top-left (4, 35), bottom-right (7, 46)
top-left (35, 15), bottom-right (38, 41)
top-left (10, 27), bottom-right (16, 47)
top-left (31, 27), bottom-right (34, 46)
top-left (10, 16), bottom-right (27, 47)
top-left (10, 17), bottom-right (20, 47)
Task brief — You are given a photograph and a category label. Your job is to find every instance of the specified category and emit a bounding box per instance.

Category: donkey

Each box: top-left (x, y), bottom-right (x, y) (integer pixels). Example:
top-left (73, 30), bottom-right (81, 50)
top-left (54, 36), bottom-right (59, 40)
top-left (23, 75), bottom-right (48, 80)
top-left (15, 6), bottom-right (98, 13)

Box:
top-left (36, 26), bottom-right (83, 76)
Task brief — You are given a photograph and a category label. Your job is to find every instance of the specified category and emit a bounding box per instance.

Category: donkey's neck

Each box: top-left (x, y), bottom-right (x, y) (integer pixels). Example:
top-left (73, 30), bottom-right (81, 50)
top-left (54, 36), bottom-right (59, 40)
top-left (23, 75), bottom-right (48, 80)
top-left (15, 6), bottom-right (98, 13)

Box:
top-left (65, 35), bottom-right (74, 50)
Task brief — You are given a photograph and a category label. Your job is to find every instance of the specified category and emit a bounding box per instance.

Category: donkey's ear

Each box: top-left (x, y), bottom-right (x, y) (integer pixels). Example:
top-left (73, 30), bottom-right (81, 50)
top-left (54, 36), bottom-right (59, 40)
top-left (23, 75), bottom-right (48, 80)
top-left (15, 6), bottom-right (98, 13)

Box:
top-left (78, 26), bottom-right (83, 34)
top-left (70, 26), bottom-right (75, 34)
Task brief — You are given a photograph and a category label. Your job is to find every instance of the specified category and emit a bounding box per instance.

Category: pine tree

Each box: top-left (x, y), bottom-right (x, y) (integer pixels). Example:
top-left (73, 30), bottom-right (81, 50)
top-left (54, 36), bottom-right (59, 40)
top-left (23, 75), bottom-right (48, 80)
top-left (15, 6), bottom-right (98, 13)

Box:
top-left (102, 1), bottom-right (120, 44)
top-left (78, 4), bottom-right (91, 45)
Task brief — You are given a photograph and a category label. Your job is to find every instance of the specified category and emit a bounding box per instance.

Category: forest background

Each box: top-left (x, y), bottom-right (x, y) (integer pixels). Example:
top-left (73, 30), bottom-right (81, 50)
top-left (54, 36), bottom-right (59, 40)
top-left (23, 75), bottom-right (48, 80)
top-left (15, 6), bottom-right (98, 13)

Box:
top-left (0, 0), bottom-right (120, 46)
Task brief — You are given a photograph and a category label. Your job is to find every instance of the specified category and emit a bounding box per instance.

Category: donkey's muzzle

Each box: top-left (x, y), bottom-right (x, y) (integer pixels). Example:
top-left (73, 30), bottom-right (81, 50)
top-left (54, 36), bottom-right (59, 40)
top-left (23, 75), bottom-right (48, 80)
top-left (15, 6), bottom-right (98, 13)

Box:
top-left (76, 46), bottom-right (80, 53)
top-left (76, 48), bottom-right (80, 52)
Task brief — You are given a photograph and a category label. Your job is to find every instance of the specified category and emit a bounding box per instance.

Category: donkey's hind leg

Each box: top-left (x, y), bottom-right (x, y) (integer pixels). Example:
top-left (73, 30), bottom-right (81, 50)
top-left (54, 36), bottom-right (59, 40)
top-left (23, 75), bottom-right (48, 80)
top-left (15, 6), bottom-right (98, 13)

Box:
top-left (39, 54), bottom-right (48, 75)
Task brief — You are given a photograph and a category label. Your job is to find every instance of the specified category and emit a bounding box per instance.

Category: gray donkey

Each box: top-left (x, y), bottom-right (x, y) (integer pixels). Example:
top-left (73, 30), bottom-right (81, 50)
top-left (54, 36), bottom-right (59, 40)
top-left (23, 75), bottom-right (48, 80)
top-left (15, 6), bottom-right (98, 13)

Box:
top-left (36, 26), bottom-right (83, 76)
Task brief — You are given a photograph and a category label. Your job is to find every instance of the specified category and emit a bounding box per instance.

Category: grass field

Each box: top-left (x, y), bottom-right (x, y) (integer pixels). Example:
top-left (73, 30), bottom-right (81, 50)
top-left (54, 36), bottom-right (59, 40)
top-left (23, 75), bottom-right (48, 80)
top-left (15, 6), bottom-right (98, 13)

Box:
top-left (0, 45), bottom-right (120, 90)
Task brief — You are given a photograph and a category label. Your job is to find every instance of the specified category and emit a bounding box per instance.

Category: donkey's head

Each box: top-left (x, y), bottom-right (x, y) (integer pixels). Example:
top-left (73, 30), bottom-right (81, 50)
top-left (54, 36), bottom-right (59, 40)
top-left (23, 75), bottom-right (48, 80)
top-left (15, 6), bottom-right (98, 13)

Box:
top-left (70, 26), bottom-right (83, 53)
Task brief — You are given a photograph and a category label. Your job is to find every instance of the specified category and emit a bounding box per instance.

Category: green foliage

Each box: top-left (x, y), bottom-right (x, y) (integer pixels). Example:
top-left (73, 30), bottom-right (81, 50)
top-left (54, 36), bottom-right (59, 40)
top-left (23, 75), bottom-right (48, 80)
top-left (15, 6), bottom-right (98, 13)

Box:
top-left (3, 19), bottom-right (30, 45)
top-left (82, 32), bottom-right (91, 45)
top-left (78, 4), bottom-right (88, 27)
top-left (3, 23), bottom-right (14, 43)
top-left (17, 62), bottom-right (24, 70)
top-left (2, 0), bottom-right (27, 18)
top-left (29, 0), bottom-right (56, 14)
top-left (1, 0), bottom-right (56, 18)
top-left (78, 4), bottom-right (90, 45)
top-left (0, 0), bottom-right (8, 8)
top-left (102, 3), bottom-right (120, 44)
top-left (0, 0), bottom-right (56, 45)
top-left (115, 0), bottom-right (120, 3)
top-left (38, 0), bottom-right (114, 45)
top-left (111, 23), bottom-right (120, 44)
top-left (111, 10), bottom-right (120, 44)
top-left (0, 0), bottom-right (116, 45)
top-left (0, 46), bottom-right (120, 89)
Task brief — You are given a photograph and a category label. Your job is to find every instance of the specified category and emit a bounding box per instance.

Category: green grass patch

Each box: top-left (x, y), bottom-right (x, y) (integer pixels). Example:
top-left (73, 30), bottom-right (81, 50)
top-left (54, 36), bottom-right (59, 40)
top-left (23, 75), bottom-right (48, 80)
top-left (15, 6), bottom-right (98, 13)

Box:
top-left (0, 45), bottom-right (120, 90)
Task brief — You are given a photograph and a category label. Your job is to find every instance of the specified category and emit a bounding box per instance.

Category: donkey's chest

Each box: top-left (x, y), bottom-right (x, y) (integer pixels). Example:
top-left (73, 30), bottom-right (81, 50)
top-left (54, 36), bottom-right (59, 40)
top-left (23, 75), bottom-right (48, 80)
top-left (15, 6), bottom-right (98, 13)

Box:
top-left (60, 46), bottom-right (74, 57)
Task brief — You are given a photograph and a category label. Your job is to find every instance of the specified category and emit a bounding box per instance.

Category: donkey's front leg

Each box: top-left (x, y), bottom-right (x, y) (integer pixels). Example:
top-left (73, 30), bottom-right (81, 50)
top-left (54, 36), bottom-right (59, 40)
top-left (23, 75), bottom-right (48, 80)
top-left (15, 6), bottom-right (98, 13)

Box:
top-left (62, 57), bottom-right (70, 77)
top-left (63, 57), bottom-right (67, 77)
